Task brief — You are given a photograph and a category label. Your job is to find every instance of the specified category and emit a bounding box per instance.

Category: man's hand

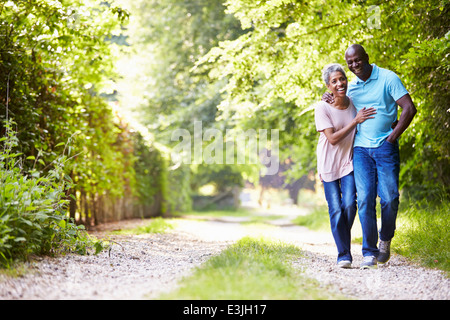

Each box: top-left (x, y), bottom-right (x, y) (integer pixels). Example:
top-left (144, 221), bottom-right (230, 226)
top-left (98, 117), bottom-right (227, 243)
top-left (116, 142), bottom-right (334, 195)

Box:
top-left (322, 92), bottom-right (335, 104)
top-left (391, 120), bottom-right (398, 129)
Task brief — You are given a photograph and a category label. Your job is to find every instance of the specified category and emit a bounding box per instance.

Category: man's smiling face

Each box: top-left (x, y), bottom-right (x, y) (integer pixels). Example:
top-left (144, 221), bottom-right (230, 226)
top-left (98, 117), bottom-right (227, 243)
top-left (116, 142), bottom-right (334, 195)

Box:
top-left (345, 45), bottom-right (372, 81)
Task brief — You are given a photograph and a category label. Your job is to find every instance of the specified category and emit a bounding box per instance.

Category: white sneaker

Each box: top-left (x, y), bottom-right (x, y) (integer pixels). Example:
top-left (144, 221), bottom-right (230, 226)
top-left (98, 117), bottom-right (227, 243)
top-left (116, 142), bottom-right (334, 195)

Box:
top-left (337, 260), bottom-right (352, 269)
top-left (360, 256), bottom-right (377, 269)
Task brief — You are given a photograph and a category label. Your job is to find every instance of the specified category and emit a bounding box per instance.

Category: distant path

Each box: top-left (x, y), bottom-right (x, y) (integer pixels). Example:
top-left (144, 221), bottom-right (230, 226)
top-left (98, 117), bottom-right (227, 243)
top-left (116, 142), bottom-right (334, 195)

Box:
top-left (0, 208), bottom-right (449, 300)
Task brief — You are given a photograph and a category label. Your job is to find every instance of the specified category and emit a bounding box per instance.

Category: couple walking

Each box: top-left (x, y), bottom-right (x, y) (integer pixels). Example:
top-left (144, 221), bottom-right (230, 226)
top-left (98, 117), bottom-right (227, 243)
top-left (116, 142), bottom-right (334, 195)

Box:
top-left (315, 44), bottom-right (417, 269)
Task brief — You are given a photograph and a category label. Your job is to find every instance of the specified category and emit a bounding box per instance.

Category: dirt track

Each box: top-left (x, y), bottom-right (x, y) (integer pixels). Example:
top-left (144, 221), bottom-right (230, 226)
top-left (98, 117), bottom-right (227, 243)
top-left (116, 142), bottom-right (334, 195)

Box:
top-left (1, 208), bottom-right (448, 300)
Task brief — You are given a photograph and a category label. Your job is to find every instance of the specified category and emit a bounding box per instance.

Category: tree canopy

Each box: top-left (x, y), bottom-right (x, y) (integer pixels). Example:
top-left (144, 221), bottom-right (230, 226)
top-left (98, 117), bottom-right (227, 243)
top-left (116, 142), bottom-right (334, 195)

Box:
top-left (196, 0), bottom-right (449, 196)
top-left (0, 0), bottom-right (171, 231)
top-left (114, 0), bottom-right (448, 198)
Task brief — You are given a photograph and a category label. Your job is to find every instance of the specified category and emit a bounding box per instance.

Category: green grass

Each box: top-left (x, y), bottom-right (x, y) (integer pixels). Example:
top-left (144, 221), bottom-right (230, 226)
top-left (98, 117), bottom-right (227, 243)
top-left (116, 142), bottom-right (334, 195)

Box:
top-left (180, 206), bottom-right (284, 224)
top-left (393, 200), bottom-right (450, 273)
top-left (159, 237), bottom-right (344, 300)
top-left (181, 206), bottom-right (253, 218)
top-left (293, 197), bottom-right (450, 273)
top-left (111, 217), bottom-right (174, 235)
top-left (292, 206), bottom-right (330, 231)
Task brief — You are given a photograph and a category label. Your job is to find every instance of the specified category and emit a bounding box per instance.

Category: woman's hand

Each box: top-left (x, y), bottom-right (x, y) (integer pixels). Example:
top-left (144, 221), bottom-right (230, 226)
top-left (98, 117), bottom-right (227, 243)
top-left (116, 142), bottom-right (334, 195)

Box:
top-left (322, 107), bottom-right (375, 146)
top-left (353, 107), bottom-right (376, 124)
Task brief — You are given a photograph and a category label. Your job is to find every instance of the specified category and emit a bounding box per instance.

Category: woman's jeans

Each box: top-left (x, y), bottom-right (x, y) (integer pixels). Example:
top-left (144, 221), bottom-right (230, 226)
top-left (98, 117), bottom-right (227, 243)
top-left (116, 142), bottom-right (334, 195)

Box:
top-left (323, 172), bottom-right (357, 262)
top-left (353, 140), bottom-right (400, 258)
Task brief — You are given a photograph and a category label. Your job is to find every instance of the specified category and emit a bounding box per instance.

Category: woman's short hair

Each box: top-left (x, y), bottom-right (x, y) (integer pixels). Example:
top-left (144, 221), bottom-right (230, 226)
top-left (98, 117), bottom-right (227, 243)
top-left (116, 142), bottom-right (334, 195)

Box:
top-left (322, 63), bottom-right (346, 85)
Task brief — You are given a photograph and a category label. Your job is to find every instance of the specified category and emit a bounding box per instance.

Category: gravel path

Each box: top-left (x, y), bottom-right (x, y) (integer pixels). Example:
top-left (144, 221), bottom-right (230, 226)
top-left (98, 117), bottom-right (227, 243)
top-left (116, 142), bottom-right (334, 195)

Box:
top-left (0, 219), bottom-right (230, 300)
top-left (0, 213), bottom-right (448, 300)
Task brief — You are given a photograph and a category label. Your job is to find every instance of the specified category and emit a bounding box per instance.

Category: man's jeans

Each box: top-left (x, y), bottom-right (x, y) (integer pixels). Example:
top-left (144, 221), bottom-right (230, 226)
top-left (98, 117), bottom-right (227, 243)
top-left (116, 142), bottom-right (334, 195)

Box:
top-left (353, 140), bottom-right (400, 257)
top-left (323, 172), bottom-right (357, 262)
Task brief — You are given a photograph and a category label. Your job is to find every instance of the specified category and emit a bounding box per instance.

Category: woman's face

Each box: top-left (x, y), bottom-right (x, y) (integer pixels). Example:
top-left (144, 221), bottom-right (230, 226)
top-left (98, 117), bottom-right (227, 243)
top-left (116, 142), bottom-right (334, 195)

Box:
top-left (326, 71), bottom-right (347, 97)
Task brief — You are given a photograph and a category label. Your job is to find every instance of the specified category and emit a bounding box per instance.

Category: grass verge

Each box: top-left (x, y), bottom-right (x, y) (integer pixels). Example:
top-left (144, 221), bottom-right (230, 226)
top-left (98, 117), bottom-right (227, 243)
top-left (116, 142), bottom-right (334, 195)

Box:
top-left (159, 236), bottom-right (344, 300)
top-left (292, 206), bottom-right (330, 231)
top-left (180, 206), bottom-right (283, 224)
top-left (393, 200), bottom-right (449, 273)
top-left (111, 217), bottom-right (174, 235)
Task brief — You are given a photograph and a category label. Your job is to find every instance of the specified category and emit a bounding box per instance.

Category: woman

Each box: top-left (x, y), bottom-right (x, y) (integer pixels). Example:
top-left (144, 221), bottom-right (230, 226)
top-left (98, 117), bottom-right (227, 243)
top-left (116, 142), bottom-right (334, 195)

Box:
top-left (315, 63), bottom-right (376, 268)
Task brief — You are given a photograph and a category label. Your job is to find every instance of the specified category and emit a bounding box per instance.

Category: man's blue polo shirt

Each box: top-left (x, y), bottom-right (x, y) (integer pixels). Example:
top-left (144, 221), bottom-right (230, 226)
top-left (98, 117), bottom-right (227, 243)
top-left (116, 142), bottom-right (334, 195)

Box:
top-left (347, 64), bottom-right (408, 148)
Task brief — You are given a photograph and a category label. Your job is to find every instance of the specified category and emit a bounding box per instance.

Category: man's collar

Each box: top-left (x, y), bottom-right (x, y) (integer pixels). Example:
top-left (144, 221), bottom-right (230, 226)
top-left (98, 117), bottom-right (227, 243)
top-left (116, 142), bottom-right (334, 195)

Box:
top-left (355, 64), bottom-right (378, 84)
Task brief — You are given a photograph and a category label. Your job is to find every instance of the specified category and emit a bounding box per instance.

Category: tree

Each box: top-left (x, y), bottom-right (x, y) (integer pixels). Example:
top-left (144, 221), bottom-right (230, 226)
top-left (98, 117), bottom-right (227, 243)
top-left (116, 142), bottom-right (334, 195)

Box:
top-left (197, 0), bottom-right (449, 197)
top-left (115, 0), bottom-right (252, 195)
top-left (0, 0), bottom-right (170, 226)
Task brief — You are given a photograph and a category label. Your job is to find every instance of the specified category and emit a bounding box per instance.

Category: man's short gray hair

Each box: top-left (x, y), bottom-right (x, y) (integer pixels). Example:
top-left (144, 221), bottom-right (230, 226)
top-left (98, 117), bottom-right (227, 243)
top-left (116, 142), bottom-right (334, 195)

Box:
top-left (322, 63), bottom-right (347, 85)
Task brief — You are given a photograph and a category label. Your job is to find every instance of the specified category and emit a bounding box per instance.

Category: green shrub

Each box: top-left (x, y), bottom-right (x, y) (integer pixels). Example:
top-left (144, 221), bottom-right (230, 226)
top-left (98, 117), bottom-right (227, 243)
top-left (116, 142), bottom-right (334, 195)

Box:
top-left (0, 121), bottom-right (102, 267)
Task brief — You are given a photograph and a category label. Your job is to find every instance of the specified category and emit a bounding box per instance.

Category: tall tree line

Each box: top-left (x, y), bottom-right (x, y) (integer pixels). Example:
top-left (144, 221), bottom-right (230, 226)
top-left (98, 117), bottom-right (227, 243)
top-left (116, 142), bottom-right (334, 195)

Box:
top-left (119, 0), bottom-right (449, 199)
top-left (195, 0), bottom-right (449, 198)
top-left (0, 0), bottom-right (168, 226)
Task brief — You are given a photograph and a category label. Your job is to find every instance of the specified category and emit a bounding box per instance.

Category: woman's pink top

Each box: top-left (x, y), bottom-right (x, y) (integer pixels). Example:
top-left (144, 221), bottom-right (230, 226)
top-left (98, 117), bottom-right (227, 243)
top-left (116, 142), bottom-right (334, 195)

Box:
top-left (314, 100), bottom-right (357, 182)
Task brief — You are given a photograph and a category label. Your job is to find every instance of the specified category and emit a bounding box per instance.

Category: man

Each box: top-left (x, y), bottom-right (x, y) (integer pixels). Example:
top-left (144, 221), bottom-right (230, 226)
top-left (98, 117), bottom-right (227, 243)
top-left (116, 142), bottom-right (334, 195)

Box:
top-left (324, 44), bottom-right (417, 269)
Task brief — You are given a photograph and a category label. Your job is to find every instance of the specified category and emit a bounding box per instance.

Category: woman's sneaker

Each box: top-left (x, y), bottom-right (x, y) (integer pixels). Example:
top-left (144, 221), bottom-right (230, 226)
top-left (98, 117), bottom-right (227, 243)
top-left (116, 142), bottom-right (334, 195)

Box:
top-left (360, 256), bottom-right (377, 269)
top-left (377, 240), bottom-right (391, 264)
top-left (337, 260), bottom-right (352, 269)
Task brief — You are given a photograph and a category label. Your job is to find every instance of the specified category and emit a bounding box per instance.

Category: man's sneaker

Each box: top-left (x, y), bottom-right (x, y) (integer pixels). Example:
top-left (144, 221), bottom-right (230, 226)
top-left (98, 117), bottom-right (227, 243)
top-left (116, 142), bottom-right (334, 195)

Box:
top-left (378, 240), bottom-right (391, 264)
top-left (360, 256), bottom-right (377, 269)
top-left (337, 260), bottom-right (352, 269)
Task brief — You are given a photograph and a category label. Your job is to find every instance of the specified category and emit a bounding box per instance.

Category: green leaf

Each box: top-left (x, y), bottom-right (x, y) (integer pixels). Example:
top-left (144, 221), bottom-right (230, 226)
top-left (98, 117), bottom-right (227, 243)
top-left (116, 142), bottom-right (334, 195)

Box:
top-left (94, 241), bottom-right (104, 255)
top-left (58, 219), bottom-right (66, 229)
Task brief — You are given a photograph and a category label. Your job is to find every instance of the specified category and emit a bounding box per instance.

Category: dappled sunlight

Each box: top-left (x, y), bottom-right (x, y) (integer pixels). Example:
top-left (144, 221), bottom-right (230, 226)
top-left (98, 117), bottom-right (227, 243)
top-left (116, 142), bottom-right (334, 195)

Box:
top-left (1, 0), bottom-right (448, 302)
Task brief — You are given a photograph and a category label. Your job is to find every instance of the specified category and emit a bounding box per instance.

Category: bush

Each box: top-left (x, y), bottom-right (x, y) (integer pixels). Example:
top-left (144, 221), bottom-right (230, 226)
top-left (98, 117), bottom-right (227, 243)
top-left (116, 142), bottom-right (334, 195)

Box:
top-left (0, 121), bottom-right (101, 268)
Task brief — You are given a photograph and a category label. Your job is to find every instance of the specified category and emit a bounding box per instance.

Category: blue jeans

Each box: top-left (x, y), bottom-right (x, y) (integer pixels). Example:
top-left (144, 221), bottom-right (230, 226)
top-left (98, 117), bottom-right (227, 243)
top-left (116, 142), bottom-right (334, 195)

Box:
top-left (323, 172), bottom-right (357, 262)
top-left (353, 140), bottom-right (400, 257)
